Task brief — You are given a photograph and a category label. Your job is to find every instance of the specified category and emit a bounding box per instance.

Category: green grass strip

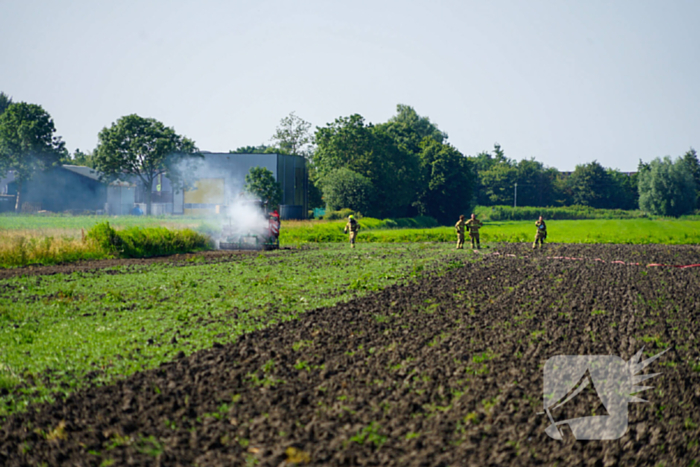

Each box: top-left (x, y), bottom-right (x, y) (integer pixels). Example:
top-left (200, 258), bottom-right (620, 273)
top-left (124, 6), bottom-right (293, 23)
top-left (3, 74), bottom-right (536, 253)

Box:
top-left (0, 243), bottom-right (465, 418)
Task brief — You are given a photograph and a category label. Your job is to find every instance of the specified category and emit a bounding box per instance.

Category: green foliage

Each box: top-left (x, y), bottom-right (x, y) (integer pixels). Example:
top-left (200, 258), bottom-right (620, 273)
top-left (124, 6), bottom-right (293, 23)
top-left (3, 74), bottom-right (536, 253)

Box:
top-left (61, 148), bottom-right (95, 168)
top-left (0, 92), bottom-right (13, 116)
top-left (322, 168), bottom-right (374, 214)
top-left (323, 208), bottom-right (357, 220)
top-left (638, 156), bottom-right (696, 217)
top-left (515, 159), bottom-right (558, 207)
top-left (474, 205), bottom-right (647, 221)
top-left (470, 144), bottom-right (514, 206)
top-left (607, 169), bottom-right (638, 210)
top-left (378, 104), bottom-right (447, 154)
top-left (313, 114), bottom-right (420, 217)
top-left (93, 114), bottom-right (202, 214)
top-left (86, 222), bottom-right (209, 258)
top-left (0, 102), bottom-right (67, 211)
top-left (681, 148), bottom-right (700, 209)
top-left (244, 166), bottom-right (282, 207)
top-left (480, 162), bottom-right (517, 206)
top-left (567, 161), bottom-right (615, 209)
top-left (229, 145), bottom-right (274, 154)
top-left (350, 422), bottom-right (387, 448)
top-left (413, 138), bottom-right (475, 224)
top-left (307, 173), bottom-right (324, 210)
top-left (270, 111), bottom-right (313, 157)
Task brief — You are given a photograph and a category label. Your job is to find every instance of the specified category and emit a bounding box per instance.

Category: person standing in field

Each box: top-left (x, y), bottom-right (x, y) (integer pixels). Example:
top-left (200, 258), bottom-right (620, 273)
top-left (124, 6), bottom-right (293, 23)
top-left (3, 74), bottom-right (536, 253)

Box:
top-left (533, 215), bottom-right (547, 249)
top-left (455, 215), bottom-right (466, 249)
top-left (465, 213), bottom-right (483, 249)
top-left (344, 214), bottom-right (360, 248)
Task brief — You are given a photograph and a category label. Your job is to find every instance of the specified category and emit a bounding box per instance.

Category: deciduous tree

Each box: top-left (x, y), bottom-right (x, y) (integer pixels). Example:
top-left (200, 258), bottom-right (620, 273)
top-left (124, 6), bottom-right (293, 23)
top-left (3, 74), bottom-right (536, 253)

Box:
top-left (638, 156), bottom-right (696, 216)
top-left (271, 112), bottom-right (313, 157)
top-left (0, 92), bottom-right (13, 116)
top-left (313, 114), bottom-right (419, 217)
top-left (321, 167), bottom-right (374, 214)
top-left (567, 161), bottom-right (614, 209)
top-left (414, 138), bottom-right (475, 224)
top-left (681, 147), bottom-right (700, 208)
top-left (0, 102), bottom-right (66, 211)
top-left (244, 166), bottom-right (282, 208)
top-left (93, 114), bottom-right (201, 215)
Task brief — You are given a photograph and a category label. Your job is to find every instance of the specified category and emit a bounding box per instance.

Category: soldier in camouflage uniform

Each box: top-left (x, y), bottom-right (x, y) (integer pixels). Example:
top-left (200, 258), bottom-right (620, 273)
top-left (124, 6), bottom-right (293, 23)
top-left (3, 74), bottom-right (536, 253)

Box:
top-left (344, 215), bottom-right (360, 248)
top-left (465, 213), bottom-right (483, 249)
top-left (455, 215), bottom-right (466, 249)
top-left (533, 216), bottom-right (546, 249)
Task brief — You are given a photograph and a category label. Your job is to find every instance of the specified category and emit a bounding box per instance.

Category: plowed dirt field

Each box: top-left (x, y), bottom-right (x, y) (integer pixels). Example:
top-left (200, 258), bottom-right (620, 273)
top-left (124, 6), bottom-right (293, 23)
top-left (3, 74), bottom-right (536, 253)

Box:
top-left (2, 244), bottom-right (699, 466)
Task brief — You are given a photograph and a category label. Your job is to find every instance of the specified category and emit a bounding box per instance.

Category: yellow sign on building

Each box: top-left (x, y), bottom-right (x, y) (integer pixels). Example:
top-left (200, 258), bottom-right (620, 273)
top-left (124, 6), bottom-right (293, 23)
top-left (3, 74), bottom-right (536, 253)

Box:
top-left (184, 178), bottom-right (225, 215)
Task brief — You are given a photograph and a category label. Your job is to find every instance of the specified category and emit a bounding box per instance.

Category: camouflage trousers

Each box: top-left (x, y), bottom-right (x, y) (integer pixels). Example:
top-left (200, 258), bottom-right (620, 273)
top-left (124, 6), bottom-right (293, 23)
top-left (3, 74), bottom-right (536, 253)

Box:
top-left (456, 233), bottom-right (465, 249)
top-left (469, 232), bottom-right (480, 249)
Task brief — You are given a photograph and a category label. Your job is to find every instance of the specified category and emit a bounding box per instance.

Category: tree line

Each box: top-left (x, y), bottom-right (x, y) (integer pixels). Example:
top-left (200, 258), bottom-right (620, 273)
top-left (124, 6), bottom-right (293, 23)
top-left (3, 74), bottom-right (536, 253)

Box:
top-left (304, 105), bottom-right (699, 222)
top-left (1, 92), bottom-right (698, 219)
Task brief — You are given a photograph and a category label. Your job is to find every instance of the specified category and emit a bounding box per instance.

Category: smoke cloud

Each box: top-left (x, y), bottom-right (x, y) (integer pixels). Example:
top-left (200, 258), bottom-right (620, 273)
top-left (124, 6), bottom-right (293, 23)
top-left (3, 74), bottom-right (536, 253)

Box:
top-left (175, 155), bottom-right (272, 248)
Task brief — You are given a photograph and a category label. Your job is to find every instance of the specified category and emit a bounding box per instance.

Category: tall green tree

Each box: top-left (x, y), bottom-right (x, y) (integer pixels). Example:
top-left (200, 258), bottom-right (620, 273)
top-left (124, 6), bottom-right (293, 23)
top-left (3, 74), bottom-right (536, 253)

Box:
top-left (244, 166), bottom-right (282, 207)
top-left (638, 156), bottom-right (696, 216)
top-left (469, 144), bottom-right (515, 206)
top-left (93, 114), bottom-right (201, 215)
top-left (0, 92), bottom-right (13, 116)
top-left (681, 147), bottom-right (700, 208)
top-left (514, 159), bottom-right (557, 207)
top-left (480, 163), bottom-right (518, 206)
top-left (414, 138), bottom-right (475, 224)
top-left (378, 104), bottom-right (447, 156)
top-left (0, 102), bottom-right (66, 211)
top-left (321, 167), bottom-right (374, 214)
top-left (313, 114), bottom-right (419, 217)
top-left (606, 169), bottom-right (638, 210)
top-left (567, 161), bottom-right (614, 208)
top-left (271, 112), bottom-right (313, 157)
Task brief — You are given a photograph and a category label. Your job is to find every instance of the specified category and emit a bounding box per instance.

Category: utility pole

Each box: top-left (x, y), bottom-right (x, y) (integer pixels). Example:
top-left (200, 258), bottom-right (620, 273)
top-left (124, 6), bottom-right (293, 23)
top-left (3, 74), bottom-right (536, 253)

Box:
top-left (514, 183), bottom-right (518, 208)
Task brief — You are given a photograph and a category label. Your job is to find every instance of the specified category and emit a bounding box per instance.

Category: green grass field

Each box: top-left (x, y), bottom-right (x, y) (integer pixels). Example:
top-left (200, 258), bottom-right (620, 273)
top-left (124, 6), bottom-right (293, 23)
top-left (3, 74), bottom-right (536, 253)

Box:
top-left (1, 214), bottom-right (700, 269)
top-left (282, 218), bottom-right (700, 245)
top-left (0, 243), bottom-right (463, 418)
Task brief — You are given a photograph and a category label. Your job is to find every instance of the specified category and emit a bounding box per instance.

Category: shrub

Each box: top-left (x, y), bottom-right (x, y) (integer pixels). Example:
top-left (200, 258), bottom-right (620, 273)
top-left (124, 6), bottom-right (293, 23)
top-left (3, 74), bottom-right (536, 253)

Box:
top-left (473, 205), bottom-right (647, 221)
top-left (323, 208), bottom-right (357, 220)
top-left (322, 168), bottom-right (374, 215)
top-left (86, 222), bottom-right (210, 259)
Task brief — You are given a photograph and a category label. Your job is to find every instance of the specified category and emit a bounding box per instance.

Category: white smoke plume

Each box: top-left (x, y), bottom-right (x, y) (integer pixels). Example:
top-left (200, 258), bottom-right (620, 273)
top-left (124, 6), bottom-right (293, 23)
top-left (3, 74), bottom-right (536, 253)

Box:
top-left (172, 155), bottom-right (272, 248)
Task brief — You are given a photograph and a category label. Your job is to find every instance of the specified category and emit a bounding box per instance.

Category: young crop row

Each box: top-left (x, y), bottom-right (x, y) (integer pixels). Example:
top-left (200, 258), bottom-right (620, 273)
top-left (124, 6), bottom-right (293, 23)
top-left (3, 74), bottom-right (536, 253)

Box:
top-left (0, 243), bottom-right (464, 418)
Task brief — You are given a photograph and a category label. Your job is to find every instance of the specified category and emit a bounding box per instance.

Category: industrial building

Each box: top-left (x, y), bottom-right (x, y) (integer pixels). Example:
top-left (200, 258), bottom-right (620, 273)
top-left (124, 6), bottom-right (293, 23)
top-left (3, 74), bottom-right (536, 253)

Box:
top-left (3, 166), bottom-right (135, 214)
top-left (0, 152), bottom-right (308, 218)
top-left (179, 152), bottom-right (307, 219)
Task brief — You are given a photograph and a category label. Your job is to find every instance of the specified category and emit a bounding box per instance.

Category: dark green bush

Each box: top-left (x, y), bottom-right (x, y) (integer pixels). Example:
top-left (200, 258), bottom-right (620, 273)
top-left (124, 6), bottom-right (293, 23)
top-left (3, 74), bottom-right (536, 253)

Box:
top-left (473, 205), bottom-right (647, 221)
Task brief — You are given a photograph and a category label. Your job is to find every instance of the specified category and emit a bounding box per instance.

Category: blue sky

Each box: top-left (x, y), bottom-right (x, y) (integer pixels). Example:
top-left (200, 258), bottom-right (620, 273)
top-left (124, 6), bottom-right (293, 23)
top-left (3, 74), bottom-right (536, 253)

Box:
top-left (2, 0), bottom-right (698, 171)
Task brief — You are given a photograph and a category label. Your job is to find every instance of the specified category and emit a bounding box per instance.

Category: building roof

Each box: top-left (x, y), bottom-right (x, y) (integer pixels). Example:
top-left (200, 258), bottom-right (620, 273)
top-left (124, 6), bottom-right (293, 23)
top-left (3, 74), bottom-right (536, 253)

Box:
top-left (62, 165), bottom-right (134, 186)
top-left (62, 165), bottom-right (101, 180)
